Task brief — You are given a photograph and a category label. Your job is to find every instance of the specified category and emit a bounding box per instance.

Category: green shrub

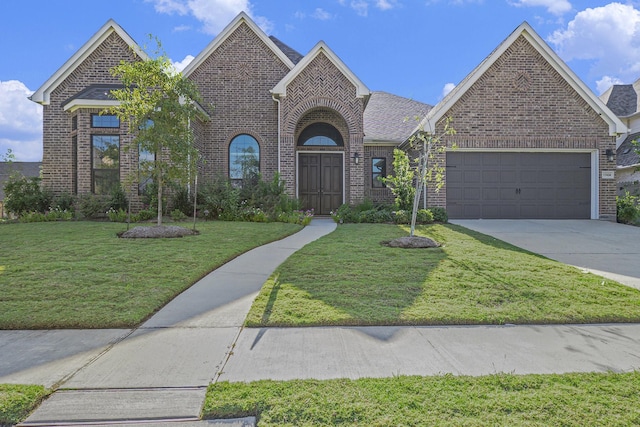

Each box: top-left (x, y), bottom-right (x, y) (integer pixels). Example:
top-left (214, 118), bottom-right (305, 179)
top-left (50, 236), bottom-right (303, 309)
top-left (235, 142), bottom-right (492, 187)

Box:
top-left (106, 208), bottom-right (128, 222)
top-left (358, 209), bottom-right (392, 223)
top-left (617, 191), bottom-right (640, 224)
top-left (416, 208), bottom-right (434, 224)
top-left (3, 175), bottom-right (52, 215)
top-left (171, 185), bottom-right (193, 217)
top-left (331, 204), bottom-right (359, 223)
top-left (393, 210), bottom-right (410, 224)
top-left (170, 209), bottom-right (187, 222)
top-left (53, 192), bottom-right (75, 212)
top-left (76, 194), bottom-right (110, 219)
top-left (109, 186), bottom-right (128, 211)
top-left (429, 207), bottom-right (448, 223)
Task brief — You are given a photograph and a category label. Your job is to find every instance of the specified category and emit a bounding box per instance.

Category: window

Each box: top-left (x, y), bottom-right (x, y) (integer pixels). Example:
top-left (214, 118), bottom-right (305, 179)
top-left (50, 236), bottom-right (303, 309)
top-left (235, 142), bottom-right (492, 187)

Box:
top-left (72, 135), bottom-right (78, 195)
top-left (229, 134), bottom-right (259, 184)
top-left (298, 123), bottom-right (344, 146)
top-left (71, 115), bottom-right (77, 131)
top-left (372, 157), bottom-right (386, 188)
top-left (91, 114), bottom-right (120, 128)
top-left (91, 135), bottom-right (120, 194)
top-left (138, 146), bottom-right (155, 195)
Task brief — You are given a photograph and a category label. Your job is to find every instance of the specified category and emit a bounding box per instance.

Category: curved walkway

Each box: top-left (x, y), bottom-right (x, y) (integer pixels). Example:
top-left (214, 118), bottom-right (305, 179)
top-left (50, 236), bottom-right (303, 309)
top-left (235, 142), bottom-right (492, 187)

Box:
top-left (6, 218), bottom-right (640, 426)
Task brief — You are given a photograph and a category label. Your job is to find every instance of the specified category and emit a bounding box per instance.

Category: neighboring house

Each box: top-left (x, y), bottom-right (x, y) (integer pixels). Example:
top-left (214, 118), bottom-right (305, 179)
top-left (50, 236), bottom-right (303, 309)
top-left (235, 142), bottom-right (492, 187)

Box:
top-left (0, 162), bottom-right (42, 217)
top-left (600, 79), bottom-right (640, 196)
top-left (30, 13), bottom-right (624, 220)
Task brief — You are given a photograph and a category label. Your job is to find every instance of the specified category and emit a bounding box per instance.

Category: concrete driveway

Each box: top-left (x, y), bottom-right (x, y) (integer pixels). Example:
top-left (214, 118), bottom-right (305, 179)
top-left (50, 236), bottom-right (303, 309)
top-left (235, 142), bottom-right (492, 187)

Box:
top-left (451, 220), bottom-right (640, 291)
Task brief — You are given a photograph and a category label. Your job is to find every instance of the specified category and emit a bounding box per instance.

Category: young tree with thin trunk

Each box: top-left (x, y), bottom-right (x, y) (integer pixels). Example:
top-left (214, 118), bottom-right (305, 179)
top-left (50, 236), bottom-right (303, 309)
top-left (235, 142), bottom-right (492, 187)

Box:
top-left (109, 38), bottom-right (204, 226)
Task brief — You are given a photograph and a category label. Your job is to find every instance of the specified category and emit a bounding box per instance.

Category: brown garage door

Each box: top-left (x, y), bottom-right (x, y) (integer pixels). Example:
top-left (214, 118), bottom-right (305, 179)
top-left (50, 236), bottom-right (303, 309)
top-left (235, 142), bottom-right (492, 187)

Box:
top-left (446, 152), bottom-right (591, 219)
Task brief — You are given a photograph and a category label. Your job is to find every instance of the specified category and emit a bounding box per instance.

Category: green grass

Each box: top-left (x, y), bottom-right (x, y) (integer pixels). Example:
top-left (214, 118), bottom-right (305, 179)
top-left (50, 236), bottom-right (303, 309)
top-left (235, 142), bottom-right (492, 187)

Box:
top-left (0, 384), bottom-right (50, 426)
top-left (0, 221), bottom-right (300, 329)
top-left (246, 223), bottom-right (640, 326)
top-left (204, 372), bottom-right (640, 426)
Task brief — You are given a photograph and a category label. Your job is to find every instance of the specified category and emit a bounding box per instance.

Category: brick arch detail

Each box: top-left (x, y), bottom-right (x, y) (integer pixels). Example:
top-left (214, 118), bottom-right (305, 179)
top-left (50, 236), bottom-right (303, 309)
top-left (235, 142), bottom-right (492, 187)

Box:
top-left (283, 97), bottom-right (358, 136)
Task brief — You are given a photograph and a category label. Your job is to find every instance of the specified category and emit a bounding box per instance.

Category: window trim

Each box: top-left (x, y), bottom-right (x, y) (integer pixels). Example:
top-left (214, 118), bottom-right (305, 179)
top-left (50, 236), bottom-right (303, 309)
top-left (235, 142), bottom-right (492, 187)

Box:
top-left (372, 157), bottom-right (386, 188)
top-left (91, 114), bottom-right (120, 128)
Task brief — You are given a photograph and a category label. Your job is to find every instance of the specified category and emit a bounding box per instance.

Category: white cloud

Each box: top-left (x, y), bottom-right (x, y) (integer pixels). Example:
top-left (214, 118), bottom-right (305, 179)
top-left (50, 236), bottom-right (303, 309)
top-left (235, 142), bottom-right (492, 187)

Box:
top-left (172, 24), bottom-right (192, 32)
top-left (312, 8), bottom-right (333, 20)
top-left (172, 54), bottom-right (195, 72)
top-left (351, 0), bottom-right (369, 16)
top-left (548, 3), bottom-right (640, 85)
top-left (596, 75), bottom-right (624, 95)
top-left (146, 0), bottom-right (273, 35)
top-left (0, 80), bottom-right (42, 162)
top-left (376, 0), bottom-right (396, 11)
top-left (442, 82), bottom-right (456, 98)
top-left (508, 0), bottom-right (572, 15)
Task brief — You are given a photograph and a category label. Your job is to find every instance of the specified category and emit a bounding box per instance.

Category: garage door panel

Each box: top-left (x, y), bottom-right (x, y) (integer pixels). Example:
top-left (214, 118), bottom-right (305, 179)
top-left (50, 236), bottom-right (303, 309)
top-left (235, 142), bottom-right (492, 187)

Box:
top-left (447, 152), bottom-right (591, 219)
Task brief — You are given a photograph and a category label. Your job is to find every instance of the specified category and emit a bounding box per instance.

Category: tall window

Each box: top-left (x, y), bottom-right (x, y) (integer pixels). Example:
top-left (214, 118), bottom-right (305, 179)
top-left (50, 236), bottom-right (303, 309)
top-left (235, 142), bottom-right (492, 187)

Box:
top-left (138, 146), bottom-right (155, 195)
top-left (91, 114), bottom-right (120, 128)
top-left (91, 135), bottom-right (120, 194)
top-left (229, 134), bottom-right (259, 185)
top-left (372, 157), bottom-right (386, 188)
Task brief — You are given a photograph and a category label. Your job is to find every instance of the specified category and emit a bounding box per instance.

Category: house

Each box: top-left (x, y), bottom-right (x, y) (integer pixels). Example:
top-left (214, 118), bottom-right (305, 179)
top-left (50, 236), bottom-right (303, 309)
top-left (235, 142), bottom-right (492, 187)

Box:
top-left (30, 13), bottom-right (624, 220)
top-left (0, 162), bottom-right (42, 217)
top-left (600, 79), bottom-right (640, 196)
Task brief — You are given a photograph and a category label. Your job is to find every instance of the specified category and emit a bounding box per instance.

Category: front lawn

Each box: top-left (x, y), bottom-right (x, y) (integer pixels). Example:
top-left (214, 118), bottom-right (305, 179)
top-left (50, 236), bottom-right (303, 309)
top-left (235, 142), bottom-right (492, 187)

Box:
top-left (0, 221), bottom-right (300, 329)
top-left (203, 372), bottom-right (640, 426)
top-left (246, 223), bottom-right (640, 326)
top-left (0, 384), bottom-right (50, 427)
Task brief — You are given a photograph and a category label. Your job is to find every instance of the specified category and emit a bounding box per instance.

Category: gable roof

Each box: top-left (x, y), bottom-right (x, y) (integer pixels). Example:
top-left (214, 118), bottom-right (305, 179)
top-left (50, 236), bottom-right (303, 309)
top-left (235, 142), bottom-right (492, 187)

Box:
top-left (271, 41), bottom-right (370, 98)
top-left (364, 91), bottom-right (432, 143)
top-left (417, 21), bottom-right (626, 137)
top-left (30, 19), bottom-right (148, 106)
top-left (269, 36), bottom-right (304, 65)
top-left (182, 12), bottom-right (295, 77)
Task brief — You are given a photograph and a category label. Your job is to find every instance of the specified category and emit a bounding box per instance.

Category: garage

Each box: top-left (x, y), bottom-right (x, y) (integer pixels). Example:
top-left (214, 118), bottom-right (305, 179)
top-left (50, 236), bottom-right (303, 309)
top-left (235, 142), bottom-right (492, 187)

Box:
top-left (446, 152), bottom-right (591, 219)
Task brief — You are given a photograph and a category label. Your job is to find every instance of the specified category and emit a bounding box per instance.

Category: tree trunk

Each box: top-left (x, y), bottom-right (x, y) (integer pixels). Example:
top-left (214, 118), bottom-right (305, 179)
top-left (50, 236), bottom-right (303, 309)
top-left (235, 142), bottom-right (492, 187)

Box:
top-left (157, 176), bottom-right (163, 226)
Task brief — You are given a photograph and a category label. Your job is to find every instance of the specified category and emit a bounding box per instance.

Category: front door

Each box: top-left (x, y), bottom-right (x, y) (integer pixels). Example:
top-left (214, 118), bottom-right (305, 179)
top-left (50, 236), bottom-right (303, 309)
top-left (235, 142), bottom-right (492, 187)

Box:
top-left (298, 153), bottom-right (343, 215)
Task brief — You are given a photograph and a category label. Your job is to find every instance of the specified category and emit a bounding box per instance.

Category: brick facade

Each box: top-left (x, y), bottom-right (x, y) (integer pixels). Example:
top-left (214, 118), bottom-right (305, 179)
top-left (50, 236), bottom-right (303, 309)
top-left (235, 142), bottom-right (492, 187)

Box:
top-left (431, 35), bottom-right (617, 219)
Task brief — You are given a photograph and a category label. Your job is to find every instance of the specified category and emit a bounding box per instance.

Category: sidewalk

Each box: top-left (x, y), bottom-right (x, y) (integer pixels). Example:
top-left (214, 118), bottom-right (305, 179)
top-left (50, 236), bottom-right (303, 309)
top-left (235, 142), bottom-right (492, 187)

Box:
top-left (13, 219), bottom-right (336, 426)
top-left (6, 218), bottom-right (640, 426)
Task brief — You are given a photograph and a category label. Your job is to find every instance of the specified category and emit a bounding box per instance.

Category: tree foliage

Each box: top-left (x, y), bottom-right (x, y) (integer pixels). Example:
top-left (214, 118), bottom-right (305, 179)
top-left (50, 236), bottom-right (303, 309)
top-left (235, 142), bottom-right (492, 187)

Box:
top-left (380, 148), bottom-right (415, 211)
top-left (108, 37), bottom-right (205, 225)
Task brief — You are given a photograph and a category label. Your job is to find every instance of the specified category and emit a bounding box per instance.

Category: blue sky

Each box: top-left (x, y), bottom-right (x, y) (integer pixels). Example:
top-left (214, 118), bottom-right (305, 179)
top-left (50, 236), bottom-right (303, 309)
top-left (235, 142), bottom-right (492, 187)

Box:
top-left (1, 0), bottom-right (640, 161)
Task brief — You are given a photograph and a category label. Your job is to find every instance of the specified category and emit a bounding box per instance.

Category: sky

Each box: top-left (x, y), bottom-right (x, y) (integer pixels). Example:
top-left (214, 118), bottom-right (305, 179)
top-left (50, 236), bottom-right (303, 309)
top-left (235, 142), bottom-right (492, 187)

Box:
top-left (1, 0), bottom-right (640, 161)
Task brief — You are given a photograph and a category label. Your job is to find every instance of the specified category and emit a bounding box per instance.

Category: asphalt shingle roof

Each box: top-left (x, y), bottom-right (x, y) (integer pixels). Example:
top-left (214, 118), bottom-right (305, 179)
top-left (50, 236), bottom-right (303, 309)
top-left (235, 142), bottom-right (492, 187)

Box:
top-left (363, 91), bottom-right (432, 143)
top-left (269, 36), bottom-right (304, 65)
top-left (604, 84), bottom-right (638, 117)
top-left (62, 84), bottom-right (124, 107)
top-left (617, 132), bottom-right (640, 168)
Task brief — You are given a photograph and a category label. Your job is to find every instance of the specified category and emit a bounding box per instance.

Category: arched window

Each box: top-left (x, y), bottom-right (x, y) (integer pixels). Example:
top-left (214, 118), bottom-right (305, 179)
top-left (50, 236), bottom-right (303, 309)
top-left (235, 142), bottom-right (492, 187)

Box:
top-left (298, 123), bottom-right (344, 146)
top-left (229, 134), bottom-right (260, 184)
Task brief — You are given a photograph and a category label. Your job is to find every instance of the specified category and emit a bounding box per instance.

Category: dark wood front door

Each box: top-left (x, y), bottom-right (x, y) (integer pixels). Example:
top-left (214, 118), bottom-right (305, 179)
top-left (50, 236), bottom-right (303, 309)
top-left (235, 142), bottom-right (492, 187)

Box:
top-left (299, 153), bottom-right (343, 215)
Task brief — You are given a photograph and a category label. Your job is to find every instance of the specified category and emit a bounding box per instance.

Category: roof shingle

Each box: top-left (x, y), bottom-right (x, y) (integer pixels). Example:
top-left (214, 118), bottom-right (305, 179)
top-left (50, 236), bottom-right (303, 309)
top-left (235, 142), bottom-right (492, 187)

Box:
top-left (363, 91), bottom-right (432, 143)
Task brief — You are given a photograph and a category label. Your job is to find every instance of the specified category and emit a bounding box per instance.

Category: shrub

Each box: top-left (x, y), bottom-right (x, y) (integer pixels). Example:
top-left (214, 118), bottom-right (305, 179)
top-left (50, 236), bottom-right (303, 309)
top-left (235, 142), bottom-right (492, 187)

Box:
top-left (76, 194), bottom-right (110, 219)
top-left (617, 191), bottom-right (640, 224)
top-left (358, 209), bottom-right (392, 223)
top-left (3, 175), bottom-right (51, 215)
top-left (171, 185), bottom-right (193, 217)
top-left (416, 208), bottom-right (434, 224)
top-left (106, 208), bottom-right (127, 222)
top-left (429, 207), bottom-right (448, 223)
top-left (109, 186), bottom-right (128, 211)
top-left (132, 209), bottom-right (155, 223)
top-left (393, 210), bottom-right (410, 224)
top-left (170, 209), bottom-right (187, 222)
top-left (53, 192), bottom-right (75, 212)
top-left (331, 204), bottom-right (359, 223)
top-left (200, 178), bottom-right (241, 220)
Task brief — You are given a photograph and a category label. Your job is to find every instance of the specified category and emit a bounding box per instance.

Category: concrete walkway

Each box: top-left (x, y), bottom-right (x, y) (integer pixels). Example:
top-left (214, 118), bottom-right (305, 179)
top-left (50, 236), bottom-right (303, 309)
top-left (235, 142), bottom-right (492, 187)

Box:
top-left (6, 218), bottom-right (640, 426)
top-left (13, 219), bottom-right (336, 427)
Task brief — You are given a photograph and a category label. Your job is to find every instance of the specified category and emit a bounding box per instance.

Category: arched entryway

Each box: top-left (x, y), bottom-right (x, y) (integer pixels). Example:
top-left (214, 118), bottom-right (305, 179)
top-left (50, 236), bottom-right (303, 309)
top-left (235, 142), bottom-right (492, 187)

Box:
top-left (297, 122), bottom-right (344, 215)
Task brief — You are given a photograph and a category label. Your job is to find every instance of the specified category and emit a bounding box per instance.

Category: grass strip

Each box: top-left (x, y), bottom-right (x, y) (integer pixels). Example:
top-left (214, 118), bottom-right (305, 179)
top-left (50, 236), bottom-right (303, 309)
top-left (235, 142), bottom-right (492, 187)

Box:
top-left (204, 372), bottom-right (640, 426)
top-left (0, 384), bottom-right (50, 426)
top-left (0, 221), bottom-right (300, 329)
top-left (246, 223), bottom-right (640, 326)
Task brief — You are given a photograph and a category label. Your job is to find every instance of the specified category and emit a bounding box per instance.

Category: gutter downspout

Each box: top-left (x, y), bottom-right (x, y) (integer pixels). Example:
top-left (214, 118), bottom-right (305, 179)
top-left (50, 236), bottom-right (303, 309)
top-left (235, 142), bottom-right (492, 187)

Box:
top-left (271, 93), bottom-right (281, 173)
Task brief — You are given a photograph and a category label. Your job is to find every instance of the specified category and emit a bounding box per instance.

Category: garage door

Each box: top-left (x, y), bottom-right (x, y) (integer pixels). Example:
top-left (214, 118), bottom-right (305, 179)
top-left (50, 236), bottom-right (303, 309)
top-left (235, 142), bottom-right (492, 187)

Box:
top-left (446, 152), bottom-right (591, 219)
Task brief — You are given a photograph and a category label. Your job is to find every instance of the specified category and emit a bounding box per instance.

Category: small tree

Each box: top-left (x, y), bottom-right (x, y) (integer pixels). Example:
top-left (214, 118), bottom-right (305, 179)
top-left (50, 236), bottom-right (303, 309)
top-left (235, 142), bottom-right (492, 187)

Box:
top-left (406, 116), bottom-right (456, 236)
top-left (109, 38), bottom-right (204, 225)
top-left (381, 148), bottom-right (415, 211)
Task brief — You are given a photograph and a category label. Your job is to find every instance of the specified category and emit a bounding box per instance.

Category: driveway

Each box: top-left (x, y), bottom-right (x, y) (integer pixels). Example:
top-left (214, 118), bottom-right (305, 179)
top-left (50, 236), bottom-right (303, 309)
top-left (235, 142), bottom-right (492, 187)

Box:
top-left (451, 220), bottom-right (640, 291)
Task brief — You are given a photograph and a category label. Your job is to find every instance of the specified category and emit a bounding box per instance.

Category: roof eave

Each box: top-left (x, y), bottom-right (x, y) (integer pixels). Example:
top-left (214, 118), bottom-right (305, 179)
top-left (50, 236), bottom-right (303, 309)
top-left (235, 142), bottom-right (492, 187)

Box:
top-left (31, 19), bottom-right (148, 106)
top-left (182, 12), bottom-right (295, 78)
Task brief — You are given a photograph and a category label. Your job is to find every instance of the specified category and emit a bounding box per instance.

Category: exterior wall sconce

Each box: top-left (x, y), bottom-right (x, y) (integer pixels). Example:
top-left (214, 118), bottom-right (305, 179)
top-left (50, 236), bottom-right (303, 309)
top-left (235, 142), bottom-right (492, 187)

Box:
top-left (353, 152), bottom-right (360, 164)
top-left (605, 148), bottom-right (614, 162)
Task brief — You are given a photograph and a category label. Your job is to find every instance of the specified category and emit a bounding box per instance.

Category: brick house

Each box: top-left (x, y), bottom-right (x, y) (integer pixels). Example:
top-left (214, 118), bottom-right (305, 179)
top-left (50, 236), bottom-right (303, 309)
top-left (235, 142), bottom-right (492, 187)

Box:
top-left (30, 13), bottom-right (624, 219)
